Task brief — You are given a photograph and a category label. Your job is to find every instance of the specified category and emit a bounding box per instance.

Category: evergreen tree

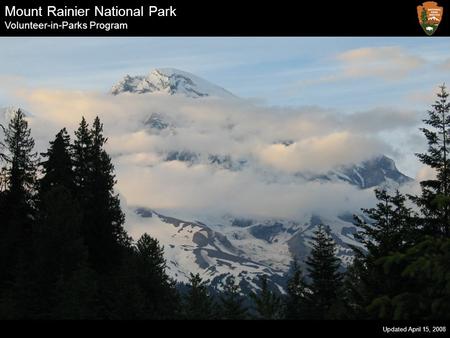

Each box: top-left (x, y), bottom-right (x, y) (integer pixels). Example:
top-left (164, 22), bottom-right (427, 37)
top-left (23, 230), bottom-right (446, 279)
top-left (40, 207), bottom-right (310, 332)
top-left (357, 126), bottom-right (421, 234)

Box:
top-left (342, 259), bottom-right (368, 319)
top-left (375, 236), bottom-right (450, 320)
top-left (354, 190), bottom-right (416, 257)
top-left (412, 84), bottom-right (450, 237)
top-left (250, 275), bottom-right (281, 319)
top-left (54, 264), bottom-right (99, 319)
top-left (305, 225), bottom-right (343, 319)
top-left (370, 85), bottom-right (450, 320)
top-left (31, 129), bottom-right (93, 318)
top-left (218, 275), bottom-right (247, 320)
top-left (0, 109), bottom-right (37, 196)
top-left (72, 117), bottom-right (92, 201)
top-left (0, 123), bottom-right (6, 169)
top-left (184, 273), bottom-right (214, 319)
top-left (89, 117), bottom-right (130, 269)
top-left (0, 109), bottom-right (37, 291)
top-left (32, 185), bottom-right (90, 318)
top-left (284, 260), bottom-right (307, 320)
top-left (350, 189), bottom-right (416, 319)
top-left (134, 233), bottom-right (180, 319)
top-left (73, 117), bottom-right (130, 273)
top-left (97, 259), bottom-right (144, 320)
top-left (39, 128), bottom-right (75, 194)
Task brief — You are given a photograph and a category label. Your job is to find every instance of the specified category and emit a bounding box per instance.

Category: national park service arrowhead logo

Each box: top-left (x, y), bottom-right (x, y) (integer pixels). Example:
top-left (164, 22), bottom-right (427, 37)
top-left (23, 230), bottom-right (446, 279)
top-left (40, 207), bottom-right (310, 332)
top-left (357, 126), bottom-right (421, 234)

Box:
top-left (417, 2), bottom-right (444, 36)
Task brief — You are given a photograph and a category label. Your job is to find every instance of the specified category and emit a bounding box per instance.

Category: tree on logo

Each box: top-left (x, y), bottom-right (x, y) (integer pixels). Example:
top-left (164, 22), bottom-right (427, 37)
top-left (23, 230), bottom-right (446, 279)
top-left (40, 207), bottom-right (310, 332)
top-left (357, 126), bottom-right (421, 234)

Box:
top-left (421, 8), bottom-right (428, 24)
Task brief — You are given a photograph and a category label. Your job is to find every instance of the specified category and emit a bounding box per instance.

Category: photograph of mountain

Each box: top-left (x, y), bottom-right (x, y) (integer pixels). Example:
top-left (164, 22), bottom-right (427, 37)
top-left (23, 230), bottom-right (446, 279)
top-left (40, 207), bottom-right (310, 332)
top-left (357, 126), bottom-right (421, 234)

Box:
top-left (0, 37), bottom-right (449, 320)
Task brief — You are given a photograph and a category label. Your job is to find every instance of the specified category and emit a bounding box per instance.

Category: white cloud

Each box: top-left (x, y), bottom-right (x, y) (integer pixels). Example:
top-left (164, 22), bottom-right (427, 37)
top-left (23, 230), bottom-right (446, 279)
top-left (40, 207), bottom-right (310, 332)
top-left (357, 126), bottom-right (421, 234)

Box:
top-left (294, 46), bottom-right (425, 89)
top-left (257, 132), bottom-right (385, 173)
top-left (1, 86), bottom-right (419, 221)
top-left (336, 46), bottom-right (424, 80)
top-left (115, 160), bottom-right (378, 220)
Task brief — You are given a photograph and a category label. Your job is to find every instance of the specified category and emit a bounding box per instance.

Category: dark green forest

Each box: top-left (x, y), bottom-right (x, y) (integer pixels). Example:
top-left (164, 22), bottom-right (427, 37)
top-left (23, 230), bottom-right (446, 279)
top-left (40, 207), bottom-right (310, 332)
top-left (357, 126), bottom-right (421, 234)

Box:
top-left (0, 86), bottom-right (449, 320)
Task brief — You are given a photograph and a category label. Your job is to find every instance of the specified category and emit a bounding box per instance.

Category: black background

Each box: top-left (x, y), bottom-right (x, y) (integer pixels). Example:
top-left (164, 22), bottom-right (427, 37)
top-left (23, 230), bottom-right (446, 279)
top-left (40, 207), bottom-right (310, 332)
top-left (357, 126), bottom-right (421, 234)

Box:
top-left (4, 319), bottom-right (450, 336)
top-left (0, 0), bottom-right (448, 36)
top-left (1, 0), bottom-right (449, 333)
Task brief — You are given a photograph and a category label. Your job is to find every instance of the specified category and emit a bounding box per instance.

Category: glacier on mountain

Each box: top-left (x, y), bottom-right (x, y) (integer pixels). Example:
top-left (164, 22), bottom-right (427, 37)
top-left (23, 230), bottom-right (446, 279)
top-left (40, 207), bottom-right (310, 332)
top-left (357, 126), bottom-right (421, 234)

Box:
top-left (109, 68), bottom-right (415, 291)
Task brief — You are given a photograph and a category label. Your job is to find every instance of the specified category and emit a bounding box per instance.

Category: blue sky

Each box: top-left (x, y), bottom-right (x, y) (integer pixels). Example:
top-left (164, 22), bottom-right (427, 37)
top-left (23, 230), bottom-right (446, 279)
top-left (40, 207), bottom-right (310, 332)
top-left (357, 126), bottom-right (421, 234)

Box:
top-left (0, 37), bottom-right (449, 111)
top-left (0, 37), bottom-right (450, 178)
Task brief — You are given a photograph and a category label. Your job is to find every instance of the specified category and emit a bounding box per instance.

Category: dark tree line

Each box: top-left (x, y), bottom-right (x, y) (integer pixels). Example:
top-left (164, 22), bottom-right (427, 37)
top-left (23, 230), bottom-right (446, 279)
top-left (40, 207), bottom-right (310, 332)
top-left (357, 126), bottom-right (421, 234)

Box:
top-left (346, 85), bottom-right (450, 320)
top-left (0, 113), bottom-right (179, 319)
top-left (0, 85), bottom-right (449, 320)
top-left (282, 85), bottom-right (450, 320)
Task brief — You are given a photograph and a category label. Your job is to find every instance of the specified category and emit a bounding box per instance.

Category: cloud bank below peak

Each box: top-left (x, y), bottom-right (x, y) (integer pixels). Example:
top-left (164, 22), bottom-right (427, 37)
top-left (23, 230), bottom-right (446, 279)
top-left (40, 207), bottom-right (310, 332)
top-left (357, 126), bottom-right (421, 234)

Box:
top-left (0, 67), bottom-right (424, 221)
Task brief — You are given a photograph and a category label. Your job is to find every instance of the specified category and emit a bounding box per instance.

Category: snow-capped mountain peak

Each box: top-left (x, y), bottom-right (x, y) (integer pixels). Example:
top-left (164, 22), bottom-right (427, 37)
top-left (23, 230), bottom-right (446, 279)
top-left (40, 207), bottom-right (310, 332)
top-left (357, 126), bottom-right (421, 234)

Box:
top-left (111, 68), bottom-right (236, 99)
top-left (320, 155), bottom-right (413, 189)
